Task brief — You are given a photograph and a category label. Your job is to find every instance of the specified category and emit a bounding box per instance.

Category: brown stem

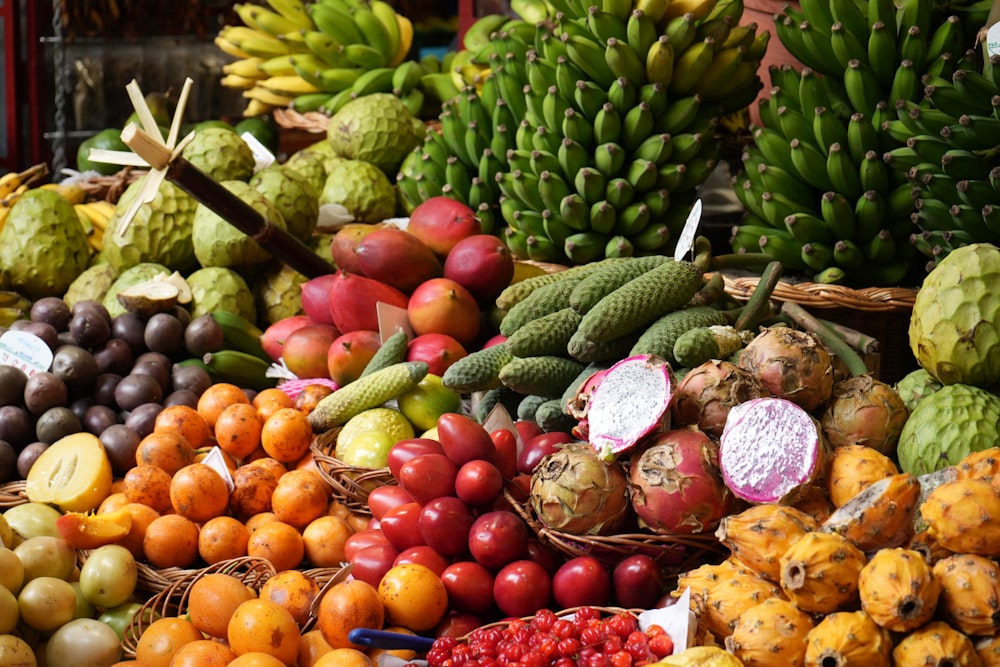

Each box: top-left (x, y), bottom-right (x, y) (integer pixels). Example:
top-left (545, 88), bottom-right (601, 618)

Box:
top-left (734, 260), bottom-right (783, 331)
top-left (780, 302), bottom-right (870, 377)
top-left (817, 318), bottom-right (880, 355)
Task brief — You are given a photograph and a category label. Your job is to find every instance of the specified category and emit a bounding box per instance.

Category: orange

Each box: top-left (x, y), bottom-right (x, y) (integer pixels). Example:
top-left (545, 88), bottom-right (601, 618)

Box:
top-left (154, 405), bottom-right (212, 450)
top-left (377, 563), bottom-right (448, 632)
top-left (188, 571), bottom-right (258, 639)
top-left (316, 579), bottom-right (385, 649)
top-left (314, 647), bottom-right (376, 667)
top-left (227, 652), bottom-right (288, 667)
top-left (118, 502), bottom-right (161, 560)
top-left (246, 456), bottom-right (288, 482)
top-left (169, 638), bottom-right (237, 666)
top-left (142, 513), bottom-right (200, 569)
top-left (198, 515), bottom-right (251, 564)
top-left (271, 469), bottom-right (330, 529)
top-left (247, 520), bottom-right (305, 571)
top-left (245, 512), bottom-right (279, 533)
top-left (134, 616), bottom-right (203, 667)
top-left (295, 384), bottom-right (334, 415)
top-left (229, 464), bottom-right (279, 521)
top-left (169, 463), bottom-right (230, 522)
top-left (228, 598), bottom-right (301, 664)
top-left (261, 407), bottom-right (314, 463)
top-left (197, 382), bottom-right (251, 429)
top-left (300, 629), bottom-right (335, 667)
top-left (302, 515), bottom-right (354, 568)
top-left (121, 465), bottom-right (173, 513)
top-left (214, 402), bottom-right (265, 460)
top-left (259, 569), bottom-right (320, 627)
top-left (135, 430), bottom-right (196, 474)
top-left (98, 492), bottom-right (128, 514)
top-left (254, 388), bottom-right (294, 422)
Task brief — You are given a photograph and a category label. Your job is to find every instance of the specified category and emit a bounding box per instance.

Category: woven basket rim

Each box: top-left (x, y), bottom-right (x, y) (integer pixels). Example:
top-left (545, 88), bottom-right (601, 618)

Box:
top-left (310, 428), bottom-right (393, 514)
top-left (273, 108), bottom-right (330, 134)
top-left (0, 480), bottom-right (27, 509)
top-left (717, 272), bottom-right (918, 312)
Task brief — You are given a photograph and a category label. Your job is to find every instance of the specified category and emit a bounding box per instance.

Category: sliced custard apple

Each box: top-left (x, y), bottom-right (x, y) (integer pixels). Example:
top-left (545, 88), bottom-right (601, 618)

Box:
top-left (319, 159), bottom-right (396, 224)
top-left (180, 127), bottom-right (255, 182)
top-left (326, 92), bottom-right (422, 176)
top-left (0, 189), bottom-right (91, 299)
top-left (102, 262), bottom-right (171, 318)
top-left (192, 180), bottom-right (287, 269)
top-left (102, 179), bottom-right (199, 274)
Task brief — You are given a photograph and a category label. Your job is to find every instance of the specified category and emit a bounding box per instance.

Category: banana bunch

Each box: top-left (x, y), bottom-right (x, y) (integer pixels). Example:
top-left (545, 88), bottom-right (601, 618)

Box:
top-left (398, 0), bottom-right (766, 264)
top-left (882, 52), bottom-right (1000, 269)
top-left (177, 311), bottom-right (277, 391)
top-left (74, 200), bottom-right (116, 255)
top-left (217, 0), bottom-right (425, 118)
top-left (0, 163), bottom-right (51, 228)
top-left (730, 0), bottom-right (985, 286)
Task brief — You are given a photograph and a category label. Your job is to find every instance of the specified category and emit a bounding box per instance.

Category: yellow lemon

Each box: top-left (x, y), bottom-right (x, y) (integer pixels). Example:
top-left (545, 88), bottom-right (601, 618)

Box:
top-left (335, 408), bottom-right (415, 469)
top-left (396, 375), bottom-right (463, 432)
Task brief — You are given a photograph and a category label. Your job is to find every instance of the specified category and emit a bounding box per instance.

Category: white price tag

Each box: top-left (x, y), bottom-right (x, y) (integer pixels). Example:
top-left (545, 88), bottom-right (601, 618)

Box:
top-left (988, 23), bottom-right (1000, 57)
top-left (673, 199), bottom-right (702, 262)
top-left (200, 446), bottom-right (235, 493)
top-left (242, 131), bottom-right (277, 172)
top-left (0, 330), bottom-right (53, 376)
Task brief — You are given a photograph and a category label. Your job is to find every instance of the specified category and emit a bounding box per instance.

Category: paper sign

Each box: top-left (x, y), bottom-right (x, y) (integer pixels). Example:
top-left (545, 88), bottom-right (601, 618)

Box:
top-left (200, 446), bottom-right (235, 493)
top-left (377, 302), bottom-right (414, 344)
top-left (0, 330), bottom-right (53, 376)
top-left (988, 23), bottom-right (1000, 57)
top-left (242, 132), bottom-right (276, 172)
top-left (673, 199), bottom-right (702, 262)
top-left (638, 587), bottom-right (697, 654)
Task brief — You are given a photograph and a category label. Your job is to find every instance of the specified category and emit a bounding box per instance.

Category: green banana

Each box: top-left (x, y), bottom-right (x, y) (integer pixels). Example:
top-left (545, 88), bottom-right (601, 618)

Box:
top-left (854, 189), bottom-right (887, 243)
top-left (604, 37), bottom-right (647, 84)
top-left (866, 21), bottom-right (898, 87)
top-left (202, 350), bottom-right (276, 392)
top-left (626, 9), bottom-right (657, 56)
top-left (800, 241), bottom-right (835, 272)
top-left (843, 58), bottom-right (885, 116)
top-left (560, 192), bottom-right (591, 231)
top-left (858, 150), bottom-right (890, 193)
top-left (820, 191), bottom-right (859, 241)
top-left (787, 137), bottom-right (835, 192)
top-left (565, 34), bottom-right (616, 88)
top-left (825, 142), bottom-right (863, 199)
top-left (865, 229), bottom-right (897, 262)
top-left (593, 141), bottom-right (626, 178)
top-left (211, 311), bottom-right (271, 362)
top-left (564, 231), bottom-right (612, 262)
top-left (897, 25), bottom-right (926, 71)
top-left (657, 93), bottom-right (701, 134)
top-left (670, 37), bottom-right (717, 95)
top-left (644, 35), bottom-right (674, 88)
top-left (832, 239), bottom-right (864, 271)
top-left (344, 43), bottom-right (388, 69)
top-left (830, 22), bottom-right (869, 72)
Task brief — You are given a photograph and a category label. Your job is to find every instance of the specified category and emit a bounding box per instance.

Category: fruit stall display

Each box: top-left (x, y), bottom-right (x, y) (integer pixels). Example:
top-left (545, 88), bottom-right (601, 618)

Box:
top-left (5, 0), bottom-right (1000, 664)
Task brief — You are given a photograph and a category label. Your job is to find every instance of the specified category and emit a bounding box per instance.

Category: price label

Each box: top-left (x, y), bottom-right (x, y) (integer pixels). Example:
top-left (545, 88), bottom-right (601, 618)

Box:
top-left (988, 23), bottom-right (1000, 57)
top-left (673, 199), bottom-right (703, 262)
top-left (0, 330), bottom-right (53, 376)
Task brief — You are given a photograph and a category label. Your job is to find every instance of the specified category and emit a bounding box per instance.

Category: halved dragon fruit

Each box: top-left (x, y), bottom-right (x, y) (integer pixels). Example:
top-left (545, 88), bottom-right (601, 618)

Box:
top-left (585, 354), bottom-right (672, 461)
top-left (719, 396), bottom-right (826, 504)
top-left (566, 367), bottom-right (611, 442)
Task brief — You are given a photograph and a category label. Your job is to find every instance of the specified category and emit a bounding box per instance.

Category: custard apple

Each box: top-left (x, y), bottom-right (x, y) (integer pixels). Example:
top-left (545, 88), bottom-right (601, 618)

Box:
top-left (102, 262), bottom-right (171, 318)
top-left (0, 189), bottom-right (91, 299)
top-left (254, 261), bottom-right (306, 325)
top-left (249, 164), bottom-right (319, 242)
top-left (894, 369), bottom-right (944, 413)
top-left (319, 159), bottom-right (395, 224)
top-left (187, 266), bottom-right (256, 323)
top-left (192, 180), bottom-right (287, 268)
top-left (64, 262), bottom-right (118, 310)
top-left (284, 144), bottom-right (332, 194)
top-left (897, 383), bottom-right (1000, 475)
top-left (180, 127), bottom-right (255, 182)
top-left (909, 243), bottom-right (1000, 387)
top-left (102, 179), bottom-right (199, 273)
top-left (326, 93), bottom-right (422, 175)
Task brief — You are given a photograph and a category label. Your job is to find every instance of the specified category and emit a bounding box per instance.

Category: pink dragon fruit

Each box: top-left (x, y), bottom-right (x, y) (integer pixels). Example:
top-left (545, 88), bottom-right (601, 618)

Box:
top-left (629, 427), bottom-right (737, 534)
top-left (566, 367), bottom-right (611, 442)
top-left (583, 354), bottom-right (673, 461)
top-left (719, 397), bottom-right (827, 504)
top-left (739, 326), bottom-right (834, 413)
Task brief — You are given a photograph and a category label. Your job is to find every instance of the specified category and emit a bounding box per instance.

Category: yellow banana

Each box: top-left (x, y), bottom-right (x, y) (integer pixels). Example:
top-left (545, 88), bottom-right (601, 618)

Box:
top-left (88, 200), bottom-right (117, 221)
top-left (370, 0), bottom-right (403, 66)
top-left (662, 0), bottom-right (717, 21)
top-left (215, 35), bottom-right (253, 58)
top-left (265, 0), bottom-right (314, 31)
top-left (223, 56), bottom-right (266, 78)
top-left (88, 227), bottom-right (105, 253)
top-left (243, 98), bottom-right (277, 117)
top-left (75, 205), bottom-right (96, 236)
top-left (393, 14), bottom-right (414, 67)
top-left (1, 183), bottom-right (29, 207)
top-left (257, 54), bottom-right (299, 76)
top-left (243, 85), bottom-right (296, 106)
top-left (0, 206), bottom-right (9, 230)
top-left (220, 25), bottom-right (270, 45)
top-left (81, 201), bottom-right (113, 229)
top-left (259, 74), bottom-right (322, 96)
top-left (222, 73), bottom-right (260, 90)
top-left (0, 163), bottom-right (48, 199)
top-left (234, 3), bottom-right (266, 30)
top-left (40, 182), bottom-right (86, 205)
top-left (252, 5), bottom-right (307, 37)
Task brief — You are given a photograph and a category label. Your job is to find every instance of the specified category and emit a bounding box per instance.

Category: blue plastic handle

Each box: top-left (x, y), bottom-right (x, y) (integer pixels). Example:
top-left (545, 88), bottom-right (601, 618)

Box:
top-left (348, 628), bottom-right (436, 651)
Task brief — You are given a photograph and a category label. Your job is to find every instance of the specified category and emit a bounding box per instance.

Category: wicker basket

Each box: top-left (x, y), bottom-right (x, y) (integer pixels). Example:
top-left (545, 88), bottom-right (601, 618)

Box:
top-left (120, 556), bottom-right (348, 658)
top-left (0, 480), bottom-right (27, 509)
top-left (719, 273), bottom-right (919, 384)
top-left (79, 167), bottom-right (148, 204)
top-left (310, 428), bottom-right (394, 514)
top-left (507, 491), bottom-right (726, 580)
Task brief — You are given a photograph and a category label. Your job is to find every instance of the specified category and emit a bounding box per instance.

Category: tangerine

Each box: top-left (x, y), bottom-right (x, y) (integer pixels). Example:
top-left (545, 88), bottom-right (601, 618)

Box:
top-left (228, 598), bottom-right (301, 664)
top-left (246, 455), bottom-right (288, 482)
top-left (229, 465), bottom-right (279, 522)
top-left (227, 652), bottom-right (288, 667)
top-left (188, 571), bottom-right (258, 639)
top-left (261, 407), bottom-right (314, 462)
top-left (299, 629), bottom-right (335, 667)
top-left (135, 430), bottom-right (196, 474)
top-left (118, 502), bottom-right (161, 560)
top-left (197, 382), bottom-right (251, 429)
top-left (245, 512), bottom-right (279, 533)
top-left (295, 384), bottom-right (334, 414)
top-left (169, 638), bottom-right (237, 666)
top-left (247, 520), bottom-right (305, 571)
top-left (302, 515), bottom-right (354, 568)
top-left (316, 579), bottom-right (385, 649)
top-left (214, 402), bottom-right (265, 460)
top-left (314, 647), bottom-right (375, 667)
top-left (142, 513), bottom-right (200, 569)
top-left (271, 469), bottom-right (330, 529)
top-left (97, 492), bottom-right (128, 513)
top-left (153, 405), bottom-right (212, 449)
top-left (121, 465), bottom-right (173, 513)
top-left (377, 563), bottom-right (448, 632)
top-left (169, 463), bottom-right (229, 522)
top-left (254, 388), bottom-right (294, 411)
top-left (259, 569), bottom-right (320, 627)
top-left (134, 616), bottom-right (203, 667)
top-left (198, 515), bottom-right (251, 564)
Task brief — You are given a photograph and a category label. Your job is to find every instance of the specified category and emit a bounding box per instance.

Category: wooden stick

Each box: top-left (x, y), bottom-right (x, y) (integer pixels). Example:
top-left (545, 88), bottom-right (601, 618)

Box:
top-left (780, 301), bottom-right (870, 377)
top-left (122, 125), bottom-right (334, 279)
